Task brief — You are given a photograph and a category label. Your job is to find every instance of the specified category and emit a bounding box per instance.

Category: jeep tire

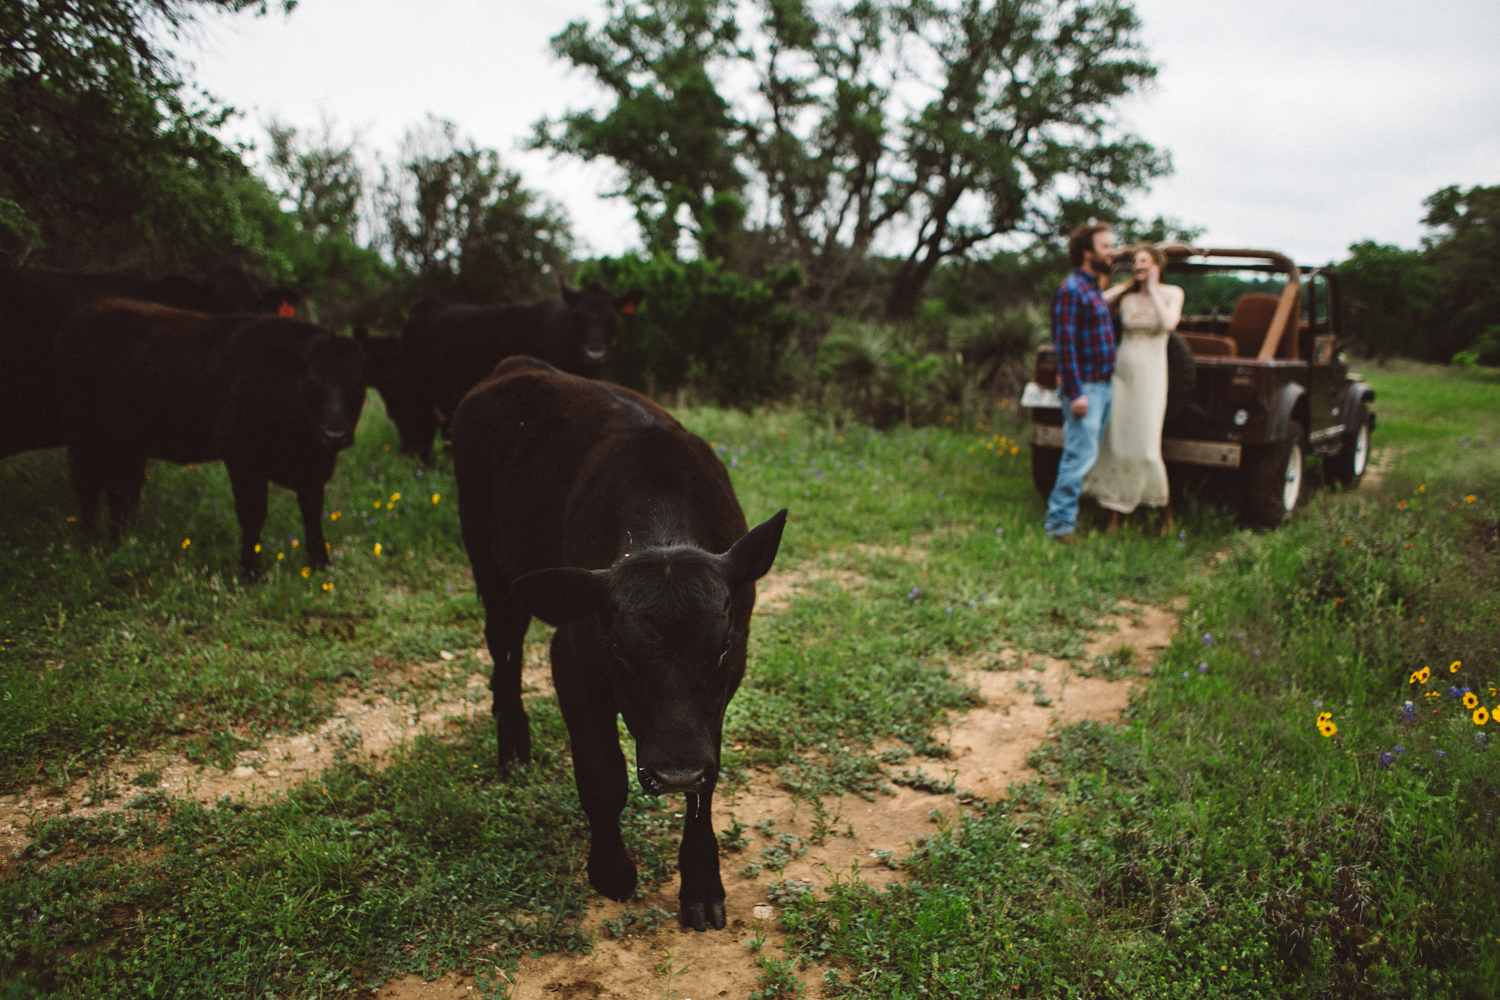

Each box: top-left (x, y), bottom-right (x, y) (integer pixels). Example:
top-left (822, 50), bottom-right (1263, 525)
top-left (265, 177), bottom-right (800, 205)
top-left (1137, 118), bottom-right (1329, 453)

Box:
top-left (1031, 444), bottom-right (1061, 496)
top-left (1326, 408), bottom-right (1371, 487)
top-left (1241, 420), bottom-right (1304, 526)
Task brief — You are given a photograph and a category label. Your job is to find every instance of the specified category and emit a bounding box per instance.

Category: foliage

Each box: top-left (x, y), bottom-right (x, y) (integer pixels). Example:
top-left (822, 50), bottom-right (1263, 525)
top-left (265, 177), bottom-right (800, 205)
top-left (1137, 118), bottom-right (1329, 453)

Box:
top-left (1334, 241), bottom-right (1436, 359)
top-left (538, 0), bottom-right (1169, 320)
top-left (0, 0), bottom-right (294, 272)
top-left (580, 253), bottom-right (803, 405)
top-left (1421, 184), bottom-right (1500, 365)
top-left (380, 117), bottom-right (574, 309)
top-left (256, 120), bottom-right (391, 327)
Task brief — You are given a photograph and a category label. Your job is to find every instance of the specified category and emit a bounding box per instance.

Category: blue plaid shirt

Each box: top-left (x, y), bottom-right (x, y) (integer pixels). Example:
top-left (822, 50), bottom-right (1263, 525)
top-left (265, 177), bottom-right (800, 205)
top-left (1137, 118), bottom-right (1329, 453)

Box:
top-left (1051, 269), bottom-right (1116, 401)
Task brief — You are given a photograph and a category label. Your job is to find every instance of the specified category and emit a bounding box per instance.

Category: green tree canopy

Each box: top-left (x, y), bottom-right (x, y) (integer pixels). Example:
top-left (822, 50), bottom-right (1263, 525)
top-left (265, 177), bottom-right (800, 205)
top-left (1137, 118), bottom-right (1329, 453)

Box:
top-left (535, 0), bottom-right (1168, 320)
top-left (1421, 184), bottom-right (1500, 363)
top-left (0, 0), bottom-right (294, 272)
top-left (380, 117), bottom-right (574, 307)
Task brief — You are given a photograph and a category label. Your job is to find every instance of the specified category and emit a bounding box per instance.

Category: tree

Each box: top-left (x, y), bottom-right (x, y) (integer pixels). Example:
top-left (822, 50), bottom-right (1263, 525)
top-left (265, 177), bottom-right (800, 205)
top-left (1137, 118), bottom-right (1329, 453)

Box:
top-left (380, 118), bottom-right (573, 306)
top-left (0, 0), bottom-right (294, 271)
top-left (1421, 184), bottom-right (1500, 363)
top-left (537, 0), bottom-right (745, 259)
top-left (1333, 242), bottom-right (1435, 359)
top-left (536, 0), bottom-right (1167, 321)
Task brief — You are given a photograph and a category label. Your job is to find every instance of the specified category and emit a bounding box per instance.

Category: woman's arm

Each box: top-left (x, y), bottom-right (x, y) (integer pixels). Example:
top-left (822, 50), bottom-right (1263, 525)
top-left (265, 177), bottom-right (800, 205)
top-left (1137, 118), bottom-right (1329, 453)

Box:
top-left (1102, 280), bottom-right (1131, 305)
top-left (1143, 271), bottom-right (1183, 331)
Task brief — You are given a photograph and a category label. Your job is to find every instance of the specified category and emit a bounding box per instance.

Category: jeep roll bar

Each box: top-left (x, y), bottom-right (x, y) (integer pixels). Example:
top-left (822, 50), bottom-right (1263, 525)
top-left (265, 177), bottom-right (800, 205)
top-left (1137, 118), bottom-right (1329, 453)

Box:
top-left (1155, 244), bottom-right (1302, 361)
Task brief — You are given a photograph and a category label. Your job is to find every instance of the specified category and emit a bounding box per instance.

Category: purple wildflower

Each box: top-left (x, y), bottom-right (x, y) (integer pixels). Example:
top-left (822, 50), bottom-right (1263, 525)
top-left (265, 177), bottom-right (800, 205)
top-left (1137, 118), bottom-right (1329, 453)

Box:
top-left (1393, 744), bottom-right (1407, 756)
top-left (1378, 753), bottom-right (1395, 769)
top-left (1399, 701), bottom-right (1416, 725)
top-left (905, 587), bottom-right (921, 602)
top-left (1433, 749), bottom-right (1446, 761)
top-left (1202, 634), bottom-right (1214, 645)
top-left (1198, 663), bottom-right (1209, 674)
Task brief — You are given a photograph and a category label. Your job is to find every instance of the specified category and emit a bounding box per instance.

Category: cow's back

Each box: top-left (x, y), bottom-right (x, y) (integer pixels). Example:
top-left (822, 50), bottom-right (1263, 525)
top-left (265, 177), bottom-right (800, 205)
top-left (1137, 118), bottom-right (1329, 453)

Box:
top-left (453, 359), bottom-right (741, 582)
top-left (58, 301), bottom-right (316, 464)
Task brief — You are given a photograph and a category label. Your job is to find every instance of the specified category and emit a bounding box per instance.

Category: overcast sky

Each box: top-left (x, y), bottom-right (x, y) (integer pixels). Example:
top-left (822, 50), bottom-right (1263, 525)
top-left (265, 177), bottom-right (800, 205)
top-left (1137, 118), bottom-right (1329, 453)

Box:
top-left (189, 0), bottom-right (1500, 265)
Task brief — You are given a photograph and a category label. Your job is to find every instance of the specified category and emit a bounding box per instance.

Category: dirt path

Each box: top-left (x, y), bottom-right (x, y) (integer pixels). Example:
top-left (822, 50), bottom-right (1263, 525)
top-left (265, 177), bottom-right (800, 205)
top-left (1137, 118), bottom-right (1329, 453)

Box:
top-left (397, 602), bottom-right (1179, 1000)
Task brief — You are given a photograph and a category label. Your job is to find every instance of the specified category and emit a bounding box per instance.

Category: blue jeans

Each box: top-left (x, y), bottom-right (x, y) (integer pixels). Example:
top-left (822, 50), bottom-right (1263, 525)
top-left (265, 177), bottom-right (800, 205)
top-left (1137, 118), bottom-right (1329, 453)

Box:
top-left (1044, 381), bottom-right (1112, 536)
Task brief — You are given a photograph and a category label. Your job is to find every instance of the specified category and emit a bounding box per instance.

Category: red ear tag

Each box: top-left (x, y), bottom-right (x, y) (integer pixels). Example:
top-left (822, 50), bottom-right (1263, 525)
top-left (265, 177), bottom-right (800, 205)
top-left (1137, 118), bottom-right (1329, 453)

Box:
top-left (278, 301), bottom-right (296, 317)
top-left (620, 301), bottom-right (636, 315)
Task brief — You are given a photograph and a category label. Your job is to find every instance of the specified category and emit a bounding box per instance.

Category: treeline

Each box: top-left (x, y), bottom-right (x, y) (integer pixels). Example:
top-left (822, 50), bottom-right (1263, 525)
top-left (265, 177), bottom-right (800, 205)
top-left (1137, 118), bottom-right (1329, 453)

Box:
top-left (1336, 184), bottom-right (1500, 366)
top-left (2, 0), bottom-right (1197, 422)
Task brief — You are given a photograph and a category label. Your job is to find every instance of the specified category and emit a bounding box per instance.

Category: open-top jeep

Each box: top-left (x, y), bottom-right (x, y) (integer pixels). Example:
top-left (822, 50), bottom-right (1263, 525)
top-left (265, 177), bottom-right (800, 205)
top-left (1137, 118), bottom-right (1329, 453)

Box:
top-left (1024, 245), bottom-right (1374, 525)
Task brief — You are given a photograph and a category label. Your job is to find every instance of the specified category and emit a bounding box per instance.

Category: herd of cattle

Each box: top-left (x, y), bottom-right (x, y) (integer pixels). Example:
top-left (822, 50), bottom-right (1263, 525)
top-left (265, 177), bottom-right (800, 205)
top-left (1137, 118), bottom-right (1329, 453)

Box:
top-left (1, 265), bottom-right (785, 931)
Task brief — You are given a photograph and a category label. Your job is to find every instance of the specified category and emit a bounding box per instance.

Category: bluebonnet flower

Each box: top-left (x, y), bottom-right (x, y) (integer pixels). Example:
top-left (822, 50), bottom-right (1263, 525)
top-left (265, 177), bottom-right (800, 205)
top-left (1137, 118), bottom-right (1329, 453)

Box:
top-left (1378, 753), bottom-right (1395, 769)
top-left (1254, 650), bottom-right (1262, 659)
top-left (1236, 631), bottom-right (1247, 639)
top-left (1181, 671), bottom-right (1189, 679)
top-left (1312, 699), bottom-right (1324, 709)
top-left (967, 600), bottom-right (977, 609)
top-left (1202, 634), bottom-right (1214, 645)
top-left (1178, 530), bottom-right (1186, 541)
top-left (1393, 744), bottom-right (1407, 756)
top-left (994, 526), bottom-right (1003, 535)
top-left (1476, 734), bottom-right (1490, 752)
top-left (1432, 749), bottom-right (1446, 761)
top-left (905, 587), bottom-right (921, 602)
top-left (945, 607), bottom-right (953, 617)
top-left (1400, 701), bottom-right (1416, 725)
top-left (1445, 686), bottom-right (1463, 701)
top-left (1198, 663), bottom-right (1208, 674)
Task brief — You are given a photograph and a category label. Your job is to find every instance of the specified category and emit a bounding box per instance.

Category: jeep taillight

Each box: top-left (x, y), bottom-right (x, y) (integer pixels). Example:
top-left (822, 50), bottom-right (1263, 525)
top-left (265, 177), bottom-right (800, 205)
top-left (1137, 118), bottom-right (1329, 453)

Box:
top-left (1229, 374), bottom-right (1256, 403)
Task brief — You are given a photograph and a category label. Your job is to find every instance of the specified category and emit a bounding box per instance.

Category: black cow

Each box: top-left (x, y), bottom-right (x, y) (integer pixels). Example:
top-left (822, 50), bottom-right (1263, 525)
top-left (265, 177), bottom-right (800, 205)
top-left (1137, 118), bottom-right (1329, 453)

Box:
top-left (0, 265), bottom-right (301, 459)
top-left (373, 280), bottom-right (642, 460)
top-left (452, 357), bottom-right (785, 932)
top-left (57, 299), bottom-right (365, 578)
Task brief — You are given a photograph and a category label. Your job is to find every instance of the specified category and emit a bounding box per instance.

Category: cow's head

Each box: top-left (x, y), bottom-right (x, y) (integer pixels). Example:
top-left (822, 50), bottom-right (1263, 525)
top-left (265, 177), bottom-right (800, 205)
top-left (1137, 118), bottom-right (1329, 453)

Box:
top-left (559, 279), bottom-right (643, 374)
top-left (301, 334), bottom-right (367, 451)
top-left (513, 509), bottom-right (787, 795)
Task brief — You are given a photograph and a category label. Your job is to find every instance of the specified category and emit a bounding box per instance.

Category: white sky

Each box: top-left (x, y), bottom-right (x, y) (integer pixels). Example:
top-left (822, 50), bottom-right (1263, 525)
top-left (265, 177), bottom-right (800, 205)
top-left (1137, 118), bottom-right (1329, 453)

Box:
top-left (188, 0), bottom-right (1500, 265)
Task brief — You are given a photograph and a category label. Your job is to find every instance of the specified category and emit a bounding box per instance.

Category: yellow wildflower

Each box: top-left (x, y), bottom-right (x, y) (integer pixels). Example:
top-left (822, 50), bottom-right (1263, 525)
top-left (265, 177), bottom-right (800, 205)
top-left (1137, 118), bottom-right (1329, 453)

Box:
top-left (373, 501), bottom-right (381, 510)
top-left (1450, 660), bottom-right (1461, 672)
top-left (1475, 707), bottom-right (1490, 726)
top-left (277, 553), bottom-right (284, 562)
top-left (1418, 484), bottom-right (1426, 493)
top-left (1317, 711), bottom-right (1333, 724)
top-left (1410, 666), bottom-right (1431, 685)
top-left (431, 493), bottom-right (441, 504)
top-left (390, 492), bottom-right (400, 502)
top-left (66, 516), bottom-right (76, 523)
top-left (291, 539), bottom-right (299, 549)
top-left (181, 538), bottom-right (190, 550)
top-left (373, 543), bottom-right (382, 556)
top-left (1318, 720), bottom-right (1337, 738)
top-left (1010, 446), bottom-right (1019, 455)
top-left (1465, 495), bottom-right (1477, 503)
top-left (330, 510), bottom-right (341, 521)
top-left (254, 543), bottom-right (261, 553)
top-left (383, 444), bottom-right (391, 451)
top-left (300, 567), bottom-right (310, 578)
top-left (1463, 692), bottom-right (1479, 710)
top-left (321, 582), bottom-right (332, 592)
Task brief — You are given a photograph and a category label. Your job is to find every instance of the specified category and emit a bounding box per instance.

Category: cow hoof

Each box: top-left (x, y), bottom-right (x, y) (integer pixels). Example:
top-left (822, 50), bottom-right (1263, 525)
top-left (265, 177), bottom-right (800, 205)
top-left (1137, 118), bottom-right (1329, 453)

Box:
top-left (587, 856), bottom-right (637, 903)
top-left (677, 899), bottom-right (726, 932)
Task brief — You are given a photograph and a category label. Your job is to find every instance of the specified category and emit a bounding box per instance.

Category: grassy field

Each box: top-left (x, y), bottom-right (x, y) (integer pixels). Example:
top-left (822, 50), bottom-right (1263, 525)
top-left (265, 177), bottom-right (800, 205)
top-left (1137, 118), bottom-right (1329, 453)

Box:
top-left (1, 362), bottom-right (1497, 998)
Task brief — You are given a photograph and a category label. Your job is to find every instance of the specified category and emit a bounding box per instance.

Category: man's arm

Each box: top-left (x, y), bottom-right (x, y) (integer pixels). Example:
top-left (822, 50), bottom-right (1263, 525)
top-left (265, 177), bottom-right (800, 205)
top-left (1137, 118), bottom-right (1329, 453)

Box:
top-left (1051, 280), bottom-right (1086, 406)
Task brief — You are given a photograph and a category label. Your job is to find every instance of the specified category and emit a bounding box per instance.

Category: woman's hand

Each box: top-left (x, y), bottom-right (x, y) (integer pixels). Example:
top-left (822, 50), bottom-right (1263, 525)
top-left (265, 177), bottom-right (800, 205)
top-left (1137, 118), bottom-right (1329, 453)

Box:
top-left (1143, 265), bottom-right (1161, 291)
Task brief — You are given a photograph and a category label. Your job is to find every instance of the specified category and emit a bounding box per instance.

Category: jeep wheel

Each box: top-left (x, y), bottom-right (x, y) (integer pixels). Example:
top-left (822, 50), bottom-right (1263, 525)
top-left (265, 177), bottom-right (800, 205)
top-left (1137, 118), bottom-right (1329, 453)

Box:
top-left (1031, 445), bottom-right (1061, 496)
top-left (1242, 420), bottom-right (1304, 526)
top-left (1326, 410), bottom-right (1371, 487)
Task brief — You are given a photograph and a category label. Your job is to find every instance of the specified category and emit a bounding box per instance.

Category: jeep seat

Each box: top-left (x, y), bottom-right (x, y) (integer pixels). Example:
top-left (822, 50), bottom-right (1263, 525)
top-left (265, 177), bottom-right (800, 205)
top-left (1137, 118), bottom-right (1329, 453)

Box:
top-left (1225, 294), bottom-right (1280, 357)
top-left (1181, 332), bottom-right (1238, 357)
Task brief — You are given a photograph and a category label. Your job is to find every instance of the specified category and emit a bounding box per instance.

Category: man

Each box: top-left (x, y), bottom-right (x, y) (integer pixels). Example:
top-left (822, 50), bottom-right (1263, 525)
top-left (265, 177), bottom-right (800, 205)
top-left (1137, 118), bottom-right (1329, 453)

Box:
top-left (1044, 223), bottom-right (1118, 542)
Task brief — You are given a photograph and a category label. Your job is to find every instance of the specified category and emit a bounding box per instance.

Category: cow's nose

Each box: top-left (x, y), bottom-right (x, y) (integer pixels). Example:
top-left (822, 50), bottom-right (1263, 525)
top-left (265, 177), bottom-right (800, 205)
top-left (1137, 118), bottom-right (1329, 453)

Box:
top-left (637, 765), bottom-right (712, 795)
top-left (584, 348), bottom-right (606, 361)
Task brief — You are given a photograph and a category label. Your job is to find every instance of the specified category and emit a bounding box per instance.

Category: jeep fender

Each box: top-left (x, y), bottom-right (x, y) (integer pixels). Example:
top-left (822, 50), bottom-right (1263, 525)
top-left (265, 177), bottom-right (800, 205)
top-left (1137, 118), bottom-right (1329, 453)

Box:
top-left (1338, 382), bottom-right (1376, 437)
top-left (1268, 383), bottom-right (1307, 444)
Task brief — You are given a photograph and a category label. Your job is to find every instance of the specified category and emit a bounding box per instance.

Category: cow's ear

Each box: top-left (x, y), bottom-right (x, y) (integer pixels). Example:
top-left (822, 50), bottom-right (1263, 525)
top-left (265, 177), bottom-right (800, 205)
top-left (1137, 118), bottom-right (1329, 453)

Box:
top-left (512, 567), bottom-right (609, 627)
top-left (721, 509), bottom-right (788, 589)
top-left (615, 289), bottom-right (643, 314)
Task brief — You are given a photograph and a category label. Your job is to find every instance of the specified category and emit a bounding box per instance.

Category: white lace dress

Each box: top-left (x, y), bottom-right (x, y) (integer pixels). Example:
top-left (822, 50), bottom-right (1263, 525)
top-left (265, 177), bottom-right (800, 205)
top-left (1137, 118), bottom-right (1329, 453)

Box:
top-left (1084, 288), bottom-right (1182, 513)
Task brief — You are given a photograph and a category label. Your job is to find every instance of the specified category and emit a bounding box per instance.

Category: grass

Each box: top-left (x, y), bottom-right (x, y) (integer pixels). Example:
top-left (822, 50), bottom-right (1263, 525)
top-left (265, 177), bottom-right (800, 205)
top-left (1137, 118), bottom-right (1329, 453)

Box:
top-left (1, 363), bottom-right (1497, 997)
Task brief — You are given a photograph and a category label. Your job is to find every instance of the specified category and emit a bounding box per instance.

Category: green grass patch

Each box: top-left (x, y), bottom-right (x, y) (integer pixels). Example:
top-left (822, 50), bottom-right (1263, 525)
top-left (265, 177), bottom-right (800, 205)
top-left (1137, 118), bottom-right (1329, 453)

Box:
top-left (2, 364), bottom-right (1496, 996)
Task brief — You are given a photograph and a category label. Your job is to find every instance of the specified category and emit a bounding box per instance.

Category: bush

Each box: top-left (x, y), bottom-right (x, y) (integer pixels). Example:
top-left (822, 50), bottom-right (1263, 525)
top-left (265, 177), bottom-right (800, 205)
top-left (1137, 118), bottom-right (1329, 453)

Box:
top-left (579, 255), bottom-right (802, 406)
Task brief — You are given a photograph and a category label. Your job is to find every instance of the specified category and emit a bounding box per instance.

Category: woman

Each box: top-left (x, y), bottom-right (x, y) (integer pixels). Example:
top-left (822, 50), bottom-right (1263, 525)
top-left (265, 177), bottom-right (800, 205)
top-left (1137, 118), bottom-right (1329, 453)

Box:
top-left (1084, 244), bottom-right (1184, 532)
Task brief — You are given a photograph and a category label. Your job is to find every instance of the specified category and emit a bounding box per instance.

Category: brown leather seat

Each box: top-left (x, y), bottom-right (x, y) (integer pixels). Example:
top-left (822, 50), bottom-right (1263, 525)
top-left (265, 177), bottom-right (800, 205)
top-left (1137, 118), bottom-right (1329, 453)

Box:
top-left (1225, 294), bottom-right (1281, 358)
top-left (1181, 333), bottom-right (1237, 357)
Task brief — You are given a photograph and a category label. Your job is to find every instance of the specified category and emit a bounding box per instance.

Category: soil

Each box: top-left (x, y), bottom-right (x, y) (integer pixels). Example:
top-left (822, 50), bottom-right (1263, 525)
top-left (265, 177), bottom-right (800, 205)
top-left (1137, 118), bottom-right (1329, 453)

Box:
top-left (5, 556), bottom-right (1179, 1000)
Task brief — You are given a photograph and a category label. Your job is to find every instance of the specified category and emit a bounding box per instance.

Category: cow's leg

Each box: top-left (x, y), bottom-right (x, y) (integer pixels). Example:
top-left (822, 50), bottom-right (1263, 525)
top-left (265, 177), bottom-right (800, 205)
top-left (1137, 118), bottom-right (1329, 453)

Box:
top-left (102, 451), bottom-right (146, 536)
top-left (67, 446), bottom-right (108, 536)
top-left (677, 790), bottom-right (727, 931)
top-left (295, 484), bottom-right (332, 570)
top-left (226, 462), bottom-right (269, 580)
top-left (483, 593), bottom-right (532, 769)
top-left (553, 633), bottom-right (636, 902)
